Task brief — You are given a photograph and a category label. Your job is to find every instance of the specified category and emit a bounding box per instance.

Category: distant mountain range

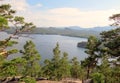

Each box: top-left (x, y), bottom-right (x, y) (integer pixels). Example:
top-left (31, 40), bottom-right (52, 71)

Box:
top-left (5, 26), bottom-right (116, 38)
top-left (65, 26), bottom-right (116, 32)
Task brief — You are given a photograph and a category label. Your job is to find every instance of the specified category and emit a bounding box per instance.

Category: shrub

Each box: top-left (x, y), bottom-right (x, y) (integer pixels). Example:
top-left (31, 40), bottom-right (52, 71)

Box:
top-left (20, 77), bottom-right (36, 83)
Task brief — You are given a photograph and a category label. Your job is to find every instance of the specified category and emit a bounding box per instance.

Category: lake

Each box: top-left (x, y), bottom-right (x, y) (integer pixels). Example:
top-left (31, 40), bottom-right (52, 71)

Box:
top-left (0, 32), bottom-right (88, 63)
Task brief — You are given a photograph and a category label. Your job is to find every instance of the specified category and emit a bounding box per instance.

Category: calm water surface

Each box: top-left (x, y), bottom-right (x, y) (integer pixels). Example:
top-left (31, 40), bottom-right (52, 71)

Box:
top-left (30, 34), bottom-right (88, 63)
top-left (0, 32), bottom-right (88, 63)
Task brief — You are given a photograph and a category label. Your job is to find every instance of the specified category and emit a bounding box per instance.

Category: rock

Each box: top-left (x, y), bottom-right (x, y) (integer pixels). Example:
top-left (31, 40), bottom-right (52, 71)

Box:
top-left (82, 79), bottom-right (93, 83)
top-left (77, 42), bottom-right (87, 48)
top-left (36, 77), bottom-right (48, 81)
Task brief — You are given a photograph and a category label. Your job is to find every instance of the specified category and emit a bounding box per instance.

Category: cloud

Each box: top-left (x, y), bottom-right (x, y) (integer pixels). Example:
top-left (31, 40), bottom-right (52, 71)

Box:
top-left (0, 0), bottom-right (29, 11)
top-left (35, 3), bottom-right (42, 8)
top-left (0, 0), bottom-right (120, 28)
top-left (38, 8), bottom-right (120, 28)
top-left (49, 8), bottom-right (81, 16)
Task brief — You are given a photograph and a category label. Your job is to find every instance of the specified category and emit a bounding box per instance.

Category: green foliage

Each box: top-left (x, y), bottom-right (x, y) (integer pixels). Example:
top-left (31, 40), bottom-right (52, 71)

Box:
top-left (0, 2), bottom-right (120, 82)
top-left (21, 40), bottom-right (41, 78)
top-left (109, 13), bottom-right (120, 26)
top-left (42, 59), bottom-right (52, 79)
top-left (91, 72), bottom-right (105, 83)
top-left (81, 36), bottom-right (100, 79)
top-left (0, 62), bottom-right (17, 77)
top-left (20, 77), bottom-right (36, 83)
top-left (111, 66), bottom-right (120, 83)
top-left (59, 52), bottom-right (71, 78)
top-left (6, 41), bottom-right (18, 46)
top-left (0, 15), bottom-right (8, 29)
top-left (0, 56), bottom-right (4, 65)
top-left (7, 49), bottom-right (18, 55)
top-left (0, 4), bottom-right (12, 13)
top-left (50, 43), bottom-right (61, 80)
top-left (98, 56), bottom-right (112, 82)
top-left (70, 57), bottom-right (85, 79)
top-left (0, 57), bottom-right (24, 79)
top-left (82, 13), bottom-right (120, 82)
top-left (43, 43), bottom-right (71, 80)
top-left (95, 14), bottom-right (120, 83)
top-left (0, 4), bottom-right (15, 19)
top-left (99, 56), bottom-right (111, 75)
top-left (14, 16), bottom-right (24, 24)
top-left (100, 14), bottom-right (120, 60)
top-left (53, 42), bottom-right (61, 59)
top-left (0, 3), bottom-right (36, 58)
top-left (0, 40), bottom-right (18, 51)
top-left (101, 30), bottom-right (120, 58)
top-left (0, 4), bottom-right (15, 29)
top-left (0, 3), bottom-right (36, 82)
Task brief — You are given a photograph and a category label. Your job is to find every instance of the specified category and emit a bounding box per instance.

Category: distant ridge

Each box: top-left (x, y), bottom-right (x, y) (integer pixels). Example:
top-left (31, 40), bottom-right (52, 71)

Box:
top-left (65, 26), bottom-right (116, 32)
top-left (5, 26), bottom-right (116, 38)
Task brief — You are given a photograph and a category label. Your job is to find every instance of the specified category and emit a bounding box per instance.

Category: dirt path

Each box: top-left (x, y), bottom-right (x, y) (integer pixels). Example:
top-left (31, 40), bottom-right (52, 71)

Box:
top-left (37, 80), bottom-right (62, 83)
top-left (37, 80), bottom-right (82, 83)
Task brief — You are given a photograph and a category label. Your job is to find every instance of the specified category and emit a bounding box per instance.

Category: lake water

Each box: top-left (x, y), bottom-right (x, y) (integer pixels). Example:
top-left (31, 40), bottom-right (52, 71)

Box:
top-left (0, 32), bottom-right (88, 63)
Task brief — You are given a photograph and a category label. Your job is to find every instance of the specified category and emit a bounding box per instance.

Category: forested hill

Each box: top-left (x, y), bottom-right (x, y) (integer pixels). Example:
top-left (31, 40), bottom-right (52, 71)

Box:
top-left (5, 26), bottom-right (115, 38)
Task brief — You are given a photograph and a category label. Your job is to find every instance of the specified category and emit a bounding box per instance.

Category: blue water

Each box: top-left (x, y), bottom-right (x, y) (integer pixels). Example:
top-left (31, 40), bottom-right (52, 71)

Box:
top-left (30, 34), bottom-right (88, 63)
top-left (0, 32), bottom-right (88, 63)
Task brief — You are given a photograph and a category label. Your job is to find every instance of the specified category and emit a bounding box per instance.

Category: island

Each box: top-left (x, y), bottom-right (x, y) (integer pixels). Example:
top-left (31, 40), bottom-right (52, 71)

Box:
top-left (77, 42), bottom-right (87, 48)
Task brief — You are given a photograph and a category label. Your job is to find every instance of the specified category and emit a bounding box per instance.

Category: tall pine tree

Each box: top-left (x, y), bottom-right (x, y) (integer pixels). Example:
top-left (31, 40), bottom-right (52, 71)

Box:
top-left (43, 43), bottom-right (71, 80)
top-left (81, 36), bottom-right (100, 79)
top-left (21, 40), bottom-right (41, 78)
top-left (0, 3), bottom-right (36, 82)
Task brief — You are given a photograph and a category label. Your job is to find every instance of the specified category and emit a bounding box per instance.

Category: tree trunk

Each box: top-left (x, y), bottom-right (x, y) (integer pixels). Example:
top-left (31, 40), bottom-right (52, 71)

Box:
top-left (86, 66), bottom-right (90, 79)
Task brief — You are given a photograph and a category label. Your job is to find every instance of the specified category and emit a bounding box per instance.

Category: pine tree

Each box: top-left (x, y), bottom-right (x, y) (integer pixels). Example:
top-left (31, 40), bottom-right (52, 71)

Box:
top-left (81, 36), bottom-right (100, 79)
top-left (43, 43), bottom-right (71, 80)
top-left (51, 43), bottom-right (61, 80)
top-left (0, 3), bottom-right (36, 81)
top-left (21, 40), bottom-right (41, 78)
top-left (42, 59), bottom-right (52, 79)
top-left (59, 52), bottom-right (71, 79)
top-left (100, 13), bottom-right (120, 63)
top-left (99, 56), bottom-right (111, 83)
top-left (0, 4), bottom-right (35, 58)
top-left (94, 13), bottom-right (120, 83)
top-left (71, 57), bottom-right (85, 79)
top-left (0, 57), bottom-right (26, 79)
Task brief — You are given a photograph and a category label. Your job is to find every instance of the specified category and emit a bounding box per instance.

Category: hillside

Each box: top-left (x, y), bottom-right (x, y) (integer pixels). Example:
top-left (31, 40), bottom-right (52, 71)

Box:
top-left (67, 26), bottom-right (116, 31)
top-left (5, 27), bottom-right (99, 38)
top-left (32, 28), bottom-right (99, 38)
top-left (5, 26), bottom-right (115, 38)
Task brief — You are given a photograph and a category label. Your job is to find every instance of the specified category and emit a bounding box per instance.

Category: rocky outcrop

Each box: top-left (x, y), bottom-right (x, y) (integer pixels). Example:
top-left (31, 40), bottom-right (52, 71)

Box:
top-left (77, 42), bottom-right (87, 48)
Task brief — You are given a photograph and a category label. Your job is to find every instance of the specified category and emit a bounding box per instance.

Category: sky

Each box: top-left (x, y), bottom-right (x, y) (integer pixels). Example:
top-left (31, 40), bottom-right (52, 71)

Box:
top-left (0, 0), bottom-right (120, 28)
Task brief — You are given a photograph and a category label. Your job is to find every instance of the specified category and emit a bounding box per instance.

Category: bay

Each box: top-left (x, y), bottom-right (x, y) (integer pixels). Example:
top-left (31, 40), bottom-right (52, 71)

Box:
top-left (0, 32), bottom-right (88, 63)
top-left (30, 34), bottom-right (88, 63)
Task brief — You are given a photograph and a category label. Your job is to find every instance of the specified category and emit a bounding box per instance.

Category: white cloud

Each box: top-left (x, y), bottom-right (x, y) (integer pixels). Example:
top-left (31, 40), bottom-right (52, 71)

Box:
top-left (49, 8), bottom-right (81, 16)
top-left (35, 3), bottom-right (42, 8)
top-left (0, 0), bottom-right (120, 28)
top-left (39, 8), bottom-right (120, 28)
top-left (0, 0), bottom-right (29, 11)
